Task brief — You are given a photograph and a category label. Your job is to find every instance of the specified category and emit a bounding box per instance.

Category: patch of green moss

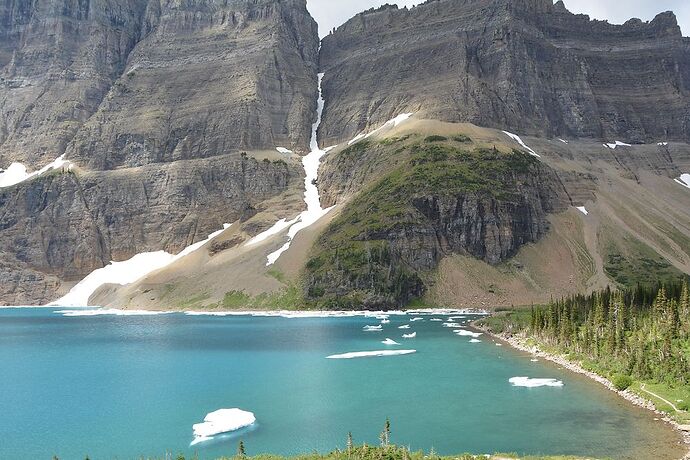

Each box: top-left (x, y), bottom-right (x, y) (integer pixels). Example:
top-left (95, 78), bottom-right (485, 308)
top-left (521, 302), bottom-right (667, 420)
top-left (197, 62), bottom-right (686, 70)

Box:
top-left (424, 135), bottom-right (448, 143)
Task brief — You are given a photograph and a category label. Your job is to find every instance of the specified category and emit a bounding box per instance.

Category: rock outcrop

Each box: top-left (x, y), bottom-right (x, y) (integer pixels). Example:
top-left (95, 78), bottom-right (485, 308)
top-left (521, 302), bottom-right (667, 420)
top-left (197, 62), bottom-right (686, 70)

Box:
top-left (318, 0), bottom-right (690, 145)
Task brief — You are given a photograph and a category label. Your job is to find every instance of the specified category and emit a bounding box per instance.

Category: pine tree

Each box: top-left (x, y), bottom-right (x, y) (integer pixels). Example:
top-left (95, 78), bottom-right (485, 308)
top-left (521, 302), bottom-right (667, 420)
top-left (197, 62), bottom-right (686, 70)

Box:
top-left (237, 440), bottom-right (246, 458)
top-left (346, 432), bottom-right (354, 455)
top-left (379, 418), bottom-right (391, 446)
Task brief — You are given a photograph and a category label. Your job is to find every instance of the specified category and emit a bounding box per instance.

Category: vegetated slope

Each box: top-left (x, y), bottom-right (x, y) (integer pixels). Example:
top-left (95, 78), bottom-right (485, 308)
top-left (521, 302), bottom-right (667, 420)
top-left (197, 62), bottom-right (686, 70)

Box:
top-left (305, 119), bottom-right (690, 310)
top-left (318, 0), bottom-right (690, 146)
top-left (0, 0), bottom-right (320, 305)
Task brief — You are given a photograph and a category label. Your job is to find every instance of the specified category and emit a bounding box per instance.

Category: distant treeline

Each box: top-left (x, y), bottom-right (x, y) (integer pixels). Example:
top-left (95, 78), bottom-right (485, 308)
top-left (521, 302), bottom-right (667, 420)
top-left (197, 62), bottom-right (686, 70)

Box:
top-left (525, 280), bottom-right (690, 389)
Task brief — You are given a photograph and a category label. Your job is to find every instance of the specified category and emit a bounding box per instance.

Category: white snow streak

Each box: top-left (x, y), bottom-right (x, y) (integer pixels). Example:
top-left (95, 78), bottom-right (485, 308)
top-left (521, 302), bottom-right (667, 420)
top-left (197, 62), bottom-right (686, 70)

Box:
top-left (502, 131), bottom-right (540, 158)
top-left (276, 147), bottom-right (293, 154)
top-left (576, 206), bottom-right (589, 216)
top-left (348, 113), bottom-right (414, 145)
top-left (603, 141), bottom-right (631, 149)
top-left (263, 73), bottom-right (335, 266)
top-left (674, 173), bottom-right (690, 190)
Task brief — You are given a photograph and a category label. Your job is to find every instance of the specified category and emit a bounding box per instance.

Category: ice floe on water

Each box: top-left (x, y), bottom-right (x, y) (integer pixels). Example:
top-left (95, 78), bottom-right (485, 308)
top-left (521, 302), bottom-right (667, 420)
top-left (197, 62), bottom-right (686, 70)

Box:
top-left (0, 154), bottom-right (73, 188)
top-left (576, 206), bottom-right (589, 215)
top-left (530, 359), bottom-right (539, 362)
top-left (454, 329), bottom-right (483, 338)
top-left (509, 377), bottom-right (564, 388)
top-left (402, 332), bottom-right (417, 339)
top-left (191, 408), bottom-right (256, 446)
top-left (381, 338), bottom-right (400, 346)
top-left (363, 325), bottom-right (383, 332)
top-left (398, 324), bottom-right (411, 329)
top-left (603, 141), bottom-right (631, 149)
top-left (502, 131), bottom-right (540, 158)
top-left (326, 350), bottom-right (416, 359)
top-left (674, 173), bottom-right (690, 189)
top-left (275, 147), bottom-right (293, 154)
top-left (430, 318), bottom-right (443, 322)
top-left (469, 339), bottom-right (481, 343)
top-left (51, 224), bottom-right (231, 307)
top-left (381, 319), bottom-right (390, 324)
top-left (410, 317), bottom-right (423, 322)
top-left (443, 322), bottom-right (462, 328)
top-left (55, 308), bottom-right (170, 317)
top-left (348, 113), bottom-right (414, 145)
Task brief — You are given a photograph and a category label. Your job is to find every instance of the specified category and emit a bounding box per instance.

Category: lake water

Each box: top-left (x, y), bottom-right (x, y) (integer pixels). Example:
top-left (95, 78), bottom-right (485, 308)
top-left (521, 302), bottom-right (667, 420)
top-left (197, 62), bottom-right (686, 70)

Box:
top-left (0, 308), bottom-right (682, 460)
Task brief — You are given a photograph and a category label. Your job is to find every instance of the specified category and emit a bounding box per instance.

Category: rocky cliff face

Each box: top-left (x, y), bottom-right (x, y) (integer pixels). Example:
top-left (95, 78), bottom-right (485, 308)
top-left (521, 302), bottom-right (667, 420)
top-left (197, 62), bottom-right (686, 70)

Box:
top-left (318, 0), bottom-right (690, 145)
top-left (0, 0), bottom-right (319, 305)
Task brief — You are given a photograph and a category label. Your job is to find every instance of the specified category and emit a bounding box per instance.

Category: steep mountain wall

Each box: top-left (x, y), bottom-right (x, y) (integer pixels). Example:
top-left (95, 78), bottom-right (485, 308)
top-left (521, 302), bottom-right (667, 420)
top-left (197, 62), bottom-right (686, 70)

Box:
top-left (0, 0), bottom-right (319, 305)
top-left (318, 0), bottom-right (690, 145)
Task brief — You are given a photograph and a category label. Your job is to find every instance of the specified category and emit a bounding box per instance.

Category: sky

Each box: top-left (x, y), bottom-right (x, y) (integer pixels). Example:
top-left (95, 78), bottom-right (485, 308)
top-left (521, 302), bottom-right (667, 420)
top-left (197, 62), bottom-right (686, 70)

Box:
top-left (306, 0), bottom-right (689, 38)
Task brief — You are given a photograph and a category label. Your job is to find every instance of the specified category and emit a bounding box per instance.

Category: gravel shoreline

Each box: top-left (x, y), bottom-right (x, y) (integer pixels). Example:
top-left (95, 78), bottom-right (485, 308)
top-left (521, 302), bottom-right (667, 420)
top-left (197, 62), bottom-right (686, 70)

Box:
top-left (479, 328), bottom-right (690, 460)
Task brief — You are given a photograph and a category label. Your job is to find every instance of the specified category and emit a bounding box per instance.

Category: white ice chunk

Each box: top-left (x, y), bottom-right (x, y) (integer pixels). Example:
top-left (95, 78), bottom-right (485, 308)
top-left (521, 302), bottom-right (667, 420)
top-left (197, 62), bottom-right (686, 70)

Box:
top-left (398, 324), bottom-right (411, 329)
top-left (326, 350), bottom-right (416, 359)
top-left (576, 206), bottom-right (589, 215)
top-left (363, 325), bottom-right (383, 332)
top-left (502, 131), bottom-right (541, 158)
top-left (410, 317), bottom-right (424, 322)
top-left (402, 332), bottom-right (417, 339)
top-left (191, 408), bottom-right (256, 446)
top-left (276, 147), bottom-right (293, 154)
top-left (381, 338), bottom-right (400, 345)
top-left (469, 338), bottom-right (481, 343)
top-left (454, 329), bottom-right (483, 338)
top-left (443, 322), bottom-right (462, 328)
top-left (56, 308), bottom-right (170, 317)
top-left (509, 377), bottom-right (564, 388)
top-left (380, 319), bottom-right (390, 324)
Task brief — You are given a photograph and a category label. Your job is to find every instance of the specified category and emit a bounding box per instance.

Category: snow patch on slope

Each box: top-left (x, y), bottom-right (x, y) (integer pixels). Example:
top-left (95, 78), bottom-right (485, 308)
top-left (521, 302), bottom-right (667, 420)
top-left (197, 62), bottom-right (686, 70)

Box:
top-left (502, 131), bottom-right (540, 158)
top-left (674, 173), bottom-right (690, 189)
top-left (603, 141), bottom-right (631, 149)
top-left (576, 206), bottom-right (589, 215)
top-left (348, 113), bottom-right (414, 145)
top-left (0, 154), bottom-right (73, 188)
top-left (52, 224), bottom-right (231, 307)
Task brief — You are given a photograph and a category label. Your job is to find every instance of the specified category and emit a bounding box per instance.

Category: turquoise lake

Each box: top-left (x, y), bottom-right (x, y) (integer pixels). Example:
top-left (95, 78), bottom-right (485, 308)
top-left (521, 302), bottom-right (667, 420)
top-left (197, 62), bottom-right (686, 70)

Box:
top-left (0, 308), bottom-right (682, 460)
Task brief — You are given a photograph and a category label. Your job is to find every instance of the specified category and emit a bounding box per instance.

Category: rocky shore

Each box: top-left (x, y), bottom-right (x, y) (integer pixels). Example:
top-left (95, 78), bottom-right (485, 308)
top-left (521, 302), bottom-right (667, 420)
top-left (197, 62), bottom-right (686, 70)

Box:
top-left (479, 328), bottom-right (690, 460)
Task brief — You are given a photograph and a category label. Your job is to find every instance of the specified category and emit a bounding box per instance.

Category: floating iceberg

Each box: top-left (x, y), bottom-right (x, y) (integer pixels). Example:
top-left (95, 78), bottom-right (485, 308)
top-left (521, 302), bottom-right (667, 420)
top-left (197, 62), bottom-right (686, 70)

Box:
top-left (430, 318), bottom-right (443, 322)
top-left (576, 206), bottom-right (589, 215)
top-left (402, 332), bottom-right (417, 339)
top-left (443, 322), bottom-right (462, 328)
top-left (398, 324), bottom-right (411, 329)
top-left (363, 325), bottom-right (383, 332)
top-left (326, 350), bottom-right (416, 359)
top-left (410, 317), bottom-right (424, 322)
top-left (380, 319), bottom-right (390, 324)
top-left (502, 131), bottom-right (540, 158)
top-left (530, 359), bottom-right (539, 362)
top-left (509, 377), bottom-right (564, 388)
top-left (191, 408), bottom-right (256, 446)
top-left (454, 329), bottom-right (483, 338)
top-left (381, 338), bottom-right (400, 346)
top-left (469, 339), bottom-right (481, 343)
top-left (56, 309), bottom-right (170, 317)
